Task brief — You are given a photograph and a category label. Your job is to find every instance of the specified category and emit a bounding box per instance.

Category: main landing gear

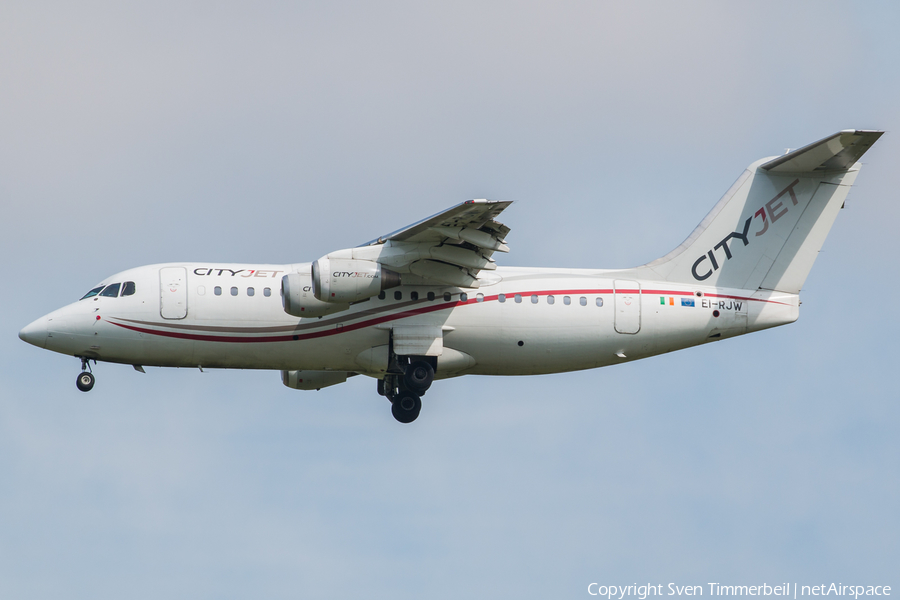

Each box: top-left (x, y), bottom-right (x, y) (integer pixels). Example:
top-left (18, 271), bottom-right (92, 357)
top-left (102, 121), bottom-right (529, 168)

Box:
top-left (76, 357), bottom-right (95, 392)
top-left (379, 357), bottom-right (435, 424)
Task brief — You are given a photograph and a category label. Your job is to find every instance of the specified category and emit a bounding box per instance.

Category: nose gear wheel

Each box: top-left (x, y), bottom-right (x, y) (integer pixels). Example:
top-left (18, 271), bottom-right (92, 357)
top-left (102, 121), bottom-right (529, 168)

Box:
top-left (76, 356), bottom-right (96, 392)
top-left (76, 371), bottom-right (95, 392)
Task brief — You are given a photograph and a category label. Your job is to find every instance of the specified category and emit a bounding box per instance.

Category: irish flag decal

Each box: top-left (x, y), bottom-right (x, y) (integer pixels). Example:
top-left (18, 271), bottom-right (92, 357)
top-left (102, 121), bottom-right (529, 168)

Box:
top-left (659, 296), bottom-right (674, 306)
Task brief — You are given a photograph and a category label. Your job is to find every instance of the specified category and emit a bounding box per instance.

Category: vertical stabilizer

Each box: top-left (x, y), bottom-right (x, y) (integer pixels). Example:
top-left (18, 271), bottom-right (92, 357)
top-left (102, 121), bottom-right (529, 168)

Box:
top-left (638, 130), bottom-right (882, 293)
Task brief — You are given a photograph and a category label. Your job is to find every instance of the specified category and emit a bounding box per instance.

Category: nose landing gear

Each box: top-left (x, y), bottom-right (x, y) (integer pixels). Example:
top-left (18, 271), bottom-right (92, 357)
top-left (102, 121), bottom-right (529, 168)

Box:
top-left (76, 357), bottom-right (95, 392)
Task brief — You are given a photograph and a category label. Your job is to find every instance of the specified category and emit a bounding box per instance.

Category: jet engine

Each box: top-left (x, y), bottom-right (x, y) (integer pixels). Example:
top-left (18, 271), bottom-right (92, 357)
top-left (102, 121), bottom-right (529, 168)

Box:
top-left (282, 370), bottom-right (351, 391)
top-left (282, 271), bottom-right (350, 318)
top-left (312, 258), bottom-right (400, 303)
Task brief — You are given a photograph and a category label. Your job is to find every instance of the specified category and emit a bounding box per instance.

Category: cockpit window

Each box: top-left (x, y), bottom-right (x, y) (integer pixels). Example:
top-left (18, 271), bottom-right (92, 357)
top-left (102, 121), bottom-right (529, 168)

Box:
top-left (121, 281), bottom-right (136, 296)
top-left (99, 283), bottom-right (121, 297)
top-left (80, 286), bottom-right (104, 300)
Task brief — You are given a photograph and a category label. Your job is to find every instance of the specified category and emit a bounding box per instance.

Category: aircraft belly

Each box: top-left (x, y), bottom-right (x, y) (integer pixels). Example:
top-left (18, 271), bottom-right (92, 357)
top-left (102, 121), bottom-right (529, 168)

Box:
top-left (463, 326), bottom-right (607, 375)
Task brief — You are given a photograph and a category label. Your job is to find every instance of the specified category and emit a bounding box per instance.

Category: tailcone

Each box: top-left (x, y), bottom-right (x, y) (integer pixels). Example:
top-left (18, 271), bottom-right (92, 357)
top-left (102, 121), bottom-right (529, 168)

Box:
top-left (747, 291), bottom-right (800, 333)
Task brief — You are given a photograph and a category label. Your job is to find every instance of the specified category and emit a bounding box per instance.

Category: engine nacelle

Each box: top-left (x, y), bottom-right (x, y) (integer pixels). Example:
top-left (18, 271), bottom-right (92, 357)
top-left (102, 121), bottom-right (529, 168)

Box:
top-left (312, 258), bottom-right (400, 303)
top-left (281, 370), bottom-right (350, 391)
top-left (282, 271), bottom-right (350, 318)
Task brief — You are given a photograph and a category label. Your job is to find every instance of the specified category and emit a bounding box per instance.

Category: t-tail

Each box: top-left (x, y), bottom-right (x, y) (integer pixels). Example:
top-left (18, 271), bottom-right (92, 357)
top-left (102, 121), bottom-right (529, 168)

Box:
top-left (636, 130), bottom-right (883, 293)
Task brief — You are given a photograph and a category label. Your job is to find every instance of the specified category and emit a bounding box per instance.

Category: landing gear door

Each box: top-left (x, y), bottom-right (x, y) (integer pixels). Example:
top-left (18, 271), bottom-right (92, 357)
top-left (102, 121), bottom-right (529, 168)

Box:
top-left (614, 280), bottom-right (641, 334)
top-left (160, 267), bottom-right (188, 320)
top-left (392, 325), bottom-right (443, 356)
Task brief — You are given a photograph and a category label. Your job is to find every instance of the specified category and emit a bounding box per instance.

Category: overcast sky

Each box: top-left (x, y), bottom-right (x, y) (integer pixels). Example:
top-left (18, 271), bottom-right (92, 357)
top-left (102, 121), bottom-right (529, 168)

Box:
top-left (1, 2), bottom-right (898, 598)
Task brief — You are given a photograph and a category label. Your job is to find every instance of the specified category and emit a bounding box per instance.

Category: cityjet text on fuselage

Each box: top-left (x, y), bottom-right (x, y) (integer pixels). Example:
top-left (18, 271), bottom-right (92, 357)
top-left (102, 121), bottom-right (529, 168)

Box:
top-left (193, 267), bottom-right (284, 278)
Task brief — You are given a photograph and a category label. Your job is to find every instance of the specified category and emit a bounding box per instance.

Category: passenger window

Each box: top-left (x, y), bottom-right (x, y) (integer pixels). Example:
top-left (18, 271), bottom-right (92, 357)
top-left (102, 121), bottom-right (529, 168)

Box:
top-left (498, 293), bottom-right (506, 303)
top-left (476, 293), bottom-right (484, 302)
top-left (100, 283), bottom-right (121, 298)
top-left (81, 286), bottom-right (104, 300)
top-left (247, 287), bottom-right (255, 297)
top-left (121, 281), bottom-right (136, 296)
top-left (231, 287), bottom-right (238, 296)
top-left (564, 296), bottom-right (571, 305)
top-left (531, 294), bottom-right (538, 304)
top-left (443, 292), bottom-right (451, 301)
top-left (460, 292), bottom-right (468, 302)
top-left (214, 286), bottom-right (222, 296)
top-left (411, 291), bottom-right (419, 301)
top-left (197, 286), bottom-right (206, 296)
top-left (596, 297), bottom-right (604, 307)
top-left (547, 295), bottom-right (555, 305)
top-left (264, 287), bottom-right (271, 297)
top-left (378, 291), bottom-right (386, 300)
top-left (394, 291), bottom-right (402, 300)
top-left (580, 296), bottom-right (587, 306)
top-left (514, 294), bottom-right (522, 303)
top-left (427, 291), bottom-right (435, 301)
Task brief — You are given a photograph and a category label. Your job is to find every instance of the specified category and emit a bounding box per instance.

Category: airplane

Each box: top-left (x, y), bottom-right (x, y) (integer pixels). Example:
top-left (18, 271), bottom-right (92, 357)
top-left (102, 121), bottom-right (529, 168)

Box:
top-left (19, 130), bottom-right (882, 423)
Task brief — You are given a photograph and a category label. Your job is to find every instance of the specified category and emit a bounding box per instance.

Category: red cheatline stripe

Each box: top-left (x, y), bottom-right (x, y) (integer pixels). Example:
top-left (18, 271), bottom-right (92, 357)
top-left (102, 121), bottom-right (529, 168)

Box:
top-left (643, 289), bottom-right (789, 305)
top-left (643, 289), bottom-right (696, 296)
top-left (108, 286), bottom-right (786, 343)
top-left (707, 292), bottom-right (784, 303)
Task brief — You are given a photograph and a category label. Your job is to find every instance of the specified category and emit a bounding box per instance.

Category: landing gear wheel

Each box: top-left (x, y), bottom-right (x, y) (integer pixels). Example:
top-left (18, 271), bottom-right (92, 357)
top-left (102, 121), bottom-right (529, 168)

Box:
top-left (403, 360), bottom-right (434, 395)
top-left (76, 371), bottom-right (95, 392)
top-left (391, 390), bottom-right (422, 423)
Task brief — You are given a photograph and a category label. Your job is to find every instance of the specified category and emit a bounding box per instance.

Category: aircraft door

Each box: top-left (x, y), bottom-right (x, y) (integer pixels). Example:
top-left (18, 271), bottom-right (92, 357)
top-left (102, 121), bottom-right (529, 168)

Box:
top-left (160, 267), bottom-right (188, 319)
top-left (614, 279), bottom-right (641, 334)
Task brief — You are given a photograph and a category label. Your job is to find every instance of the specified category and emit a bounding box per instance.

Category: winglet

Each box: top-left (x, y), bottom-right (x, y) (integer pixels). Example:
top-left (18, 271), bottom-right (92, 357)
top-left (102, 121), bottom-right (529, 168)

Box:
top-left (761, 130), bottom-right (883, 173)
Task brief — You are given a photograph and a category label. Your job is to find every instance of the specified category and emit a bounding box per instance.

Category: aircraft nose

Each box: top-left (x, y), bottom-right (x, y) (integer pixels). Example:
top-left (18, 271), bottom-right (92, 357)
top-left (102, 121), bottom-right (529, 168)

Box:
top-left (19, 316), bottom-right (49, 349)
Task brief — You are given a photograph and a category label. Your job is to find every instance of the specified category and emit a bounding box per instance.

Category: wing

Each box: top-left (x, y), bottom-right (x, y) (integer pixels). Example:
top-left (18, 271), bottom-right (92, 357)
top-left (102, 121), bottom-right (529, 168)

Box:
top-left (326, 199), bottom-right (513, 289)
top-left (362, 199), bottom-right (512, 247)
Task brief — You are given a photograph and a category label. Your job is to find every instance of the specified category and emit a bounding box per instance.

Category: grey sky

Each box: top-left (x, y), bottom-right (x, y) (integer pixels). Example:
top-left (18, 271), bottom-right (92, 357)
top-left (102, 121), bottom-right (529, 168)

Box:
top-left (1, 2), bottom-right (898, 598)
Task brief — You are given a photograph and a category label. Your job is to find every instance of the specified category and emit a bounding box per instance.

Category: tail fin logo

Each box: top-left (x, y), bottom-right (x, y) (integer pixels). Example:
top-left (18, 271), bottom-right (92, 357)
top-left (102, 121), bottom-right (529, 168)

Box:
top-left (691, 179), bottom-right (801, 281)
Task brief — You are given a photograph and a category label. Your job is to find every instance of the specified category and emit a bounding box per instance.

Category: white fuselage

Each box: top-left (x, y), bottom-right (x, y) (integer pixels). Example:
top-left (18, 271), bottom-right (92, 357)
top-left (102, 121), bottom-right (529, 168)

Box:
top-left (22, 262), bottom-right (799, 379)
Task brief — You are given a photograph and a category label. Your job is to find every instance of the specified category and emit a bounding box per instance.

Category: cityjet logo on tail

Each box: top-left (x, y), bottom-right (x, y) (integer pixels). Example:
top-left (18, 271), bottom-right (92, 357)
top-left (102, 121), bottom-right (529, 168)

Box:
top-left (691, 179), bottom-right (800, 281)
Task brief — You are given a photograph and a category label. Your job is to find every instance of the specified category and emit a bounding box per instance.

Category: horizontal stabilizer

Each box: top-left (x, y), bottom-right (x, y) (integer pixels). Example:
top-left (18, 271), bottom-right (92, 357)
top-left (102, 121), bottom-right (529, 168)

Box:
top-left (761, 130), bottom-right (883, 173)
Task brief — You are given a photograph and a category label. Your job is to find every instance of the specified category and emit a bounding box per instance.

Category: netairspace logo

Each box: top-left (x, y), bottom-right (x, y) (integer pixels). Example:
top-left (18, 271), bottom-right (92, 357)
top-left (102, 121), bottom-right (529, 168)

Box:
top-left (587, 584), bottom-right (892, 599)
